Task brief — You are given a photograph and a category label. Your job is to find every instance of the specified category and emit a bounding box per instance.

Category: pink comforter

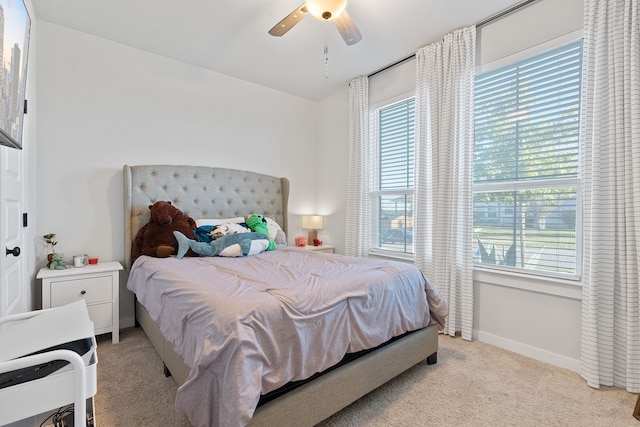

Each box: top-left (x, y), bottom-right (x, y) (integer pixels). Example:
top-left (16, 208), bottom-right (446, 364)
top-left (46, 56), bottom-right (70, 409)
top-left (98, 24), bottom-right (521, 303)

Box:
top-left (127, 248), bottom-right (447, 427)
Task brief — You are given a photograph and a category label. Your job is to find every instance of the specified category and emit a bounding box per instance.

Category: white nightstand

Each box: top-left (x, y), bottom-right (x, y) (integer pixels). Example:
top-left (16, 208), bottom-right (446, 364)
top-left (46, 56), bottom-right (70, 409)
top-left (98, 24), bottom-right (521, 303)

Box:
top-left (303, 245), bottom-right (335, 254)
top-left (37, 261), bottom-right (123, 344)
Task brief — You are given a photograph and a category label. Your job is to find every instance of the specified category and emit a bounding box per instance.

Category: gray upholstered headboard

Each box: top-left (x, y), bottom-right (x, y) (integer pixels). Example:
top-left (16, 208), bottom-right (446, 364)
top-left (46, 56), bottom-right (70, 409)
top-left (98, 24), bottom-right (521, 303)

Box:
top-left (123, 165), bottom-right (289, 269)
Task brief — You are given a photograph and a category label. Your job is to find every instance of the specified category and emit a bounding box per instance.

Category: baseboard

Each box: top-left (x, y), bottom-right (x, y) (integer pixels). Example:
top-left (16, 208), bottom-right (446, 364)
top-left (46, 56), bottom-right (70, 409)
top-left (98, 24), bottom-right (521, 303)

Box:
top-left (474, 330), bottom-right (581, 373)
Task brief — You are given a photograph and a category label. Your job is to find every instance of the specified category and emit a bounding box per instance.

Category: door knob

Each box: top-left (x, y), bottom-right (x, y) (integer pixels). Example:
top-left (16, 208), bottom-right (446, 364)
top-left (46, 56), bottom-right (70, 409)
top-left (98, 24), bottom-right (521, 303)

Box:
top-left (6, 247), bottom-right (20, 257)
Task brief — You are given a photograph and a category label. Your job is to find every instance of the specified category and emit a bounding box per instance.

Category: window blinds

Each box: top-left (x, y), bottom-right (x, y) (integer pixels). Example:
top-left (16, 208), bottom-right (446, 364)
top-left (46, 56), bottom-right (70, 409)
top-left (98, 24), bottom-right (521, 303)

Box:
top-left (475, 41), bottom-right (582, 184)
top-left (379, 98), bottom-right (415, 190)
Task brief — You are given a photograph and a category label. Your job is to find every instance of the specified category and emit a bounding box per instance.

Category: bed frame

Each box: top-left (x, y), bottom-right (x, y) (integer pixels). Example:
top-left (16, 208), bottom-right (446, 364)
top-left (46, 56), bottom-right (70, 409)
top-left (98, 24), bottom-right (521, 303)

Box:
top-left (123, 164), bottom-right (439, 426)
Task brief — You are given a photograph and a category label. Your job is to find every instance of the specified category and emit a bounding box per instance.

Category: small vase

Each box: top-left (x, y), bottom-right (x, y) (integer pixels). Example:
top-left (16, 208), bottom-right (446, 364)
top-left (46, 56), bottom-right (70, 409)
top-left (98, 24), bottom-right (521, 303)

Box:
top-left (47, 253), bottom-right (54, 268)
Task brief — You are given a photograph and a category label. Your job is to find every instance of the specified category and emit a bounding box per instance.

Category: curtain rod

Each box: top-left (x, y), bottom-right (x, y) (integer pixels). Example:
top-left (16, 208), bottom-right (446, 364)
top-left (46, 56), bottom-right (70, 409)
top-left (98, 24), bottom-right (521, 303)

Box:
top-left (367, 0), bottom-right (539, 78)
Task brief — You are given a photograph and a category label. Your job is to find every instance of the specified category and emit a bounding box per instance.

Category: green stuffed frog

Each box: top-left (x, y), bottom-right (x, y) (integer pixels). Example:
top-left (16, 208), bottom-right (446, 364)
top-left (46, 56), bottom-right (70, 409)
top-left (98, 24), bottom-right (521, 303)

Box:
top-left (246, 214), bottom-right (276, 251)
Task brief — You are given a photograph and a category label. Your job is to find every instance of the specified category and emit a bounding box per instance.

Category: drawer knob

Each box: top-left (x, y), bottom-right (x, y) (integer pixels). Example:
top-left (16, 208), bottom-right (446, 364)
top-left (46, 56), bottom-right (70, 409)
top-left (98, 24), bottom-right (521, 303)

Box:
top-left (80, 290), bottom-right (86, 295)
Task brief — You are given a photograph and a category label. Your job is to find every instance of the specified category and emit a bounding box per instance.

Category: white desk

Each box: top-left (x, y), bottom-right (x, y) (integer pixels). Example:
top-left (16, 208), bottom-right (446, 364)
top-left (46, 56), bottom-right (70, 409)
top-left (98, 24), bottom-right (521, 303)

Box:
top-left (0, 301), bottom-right (97, 426)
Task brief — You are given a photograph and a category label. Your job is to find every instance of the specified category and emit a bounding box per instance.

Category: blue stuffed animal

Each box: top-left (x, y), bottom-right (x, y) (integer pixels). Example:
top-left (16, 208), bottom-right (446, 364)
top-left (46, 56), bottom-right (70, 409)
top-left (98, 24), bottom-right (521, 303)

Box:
top-left (173, 231), bottom-right (271, 258)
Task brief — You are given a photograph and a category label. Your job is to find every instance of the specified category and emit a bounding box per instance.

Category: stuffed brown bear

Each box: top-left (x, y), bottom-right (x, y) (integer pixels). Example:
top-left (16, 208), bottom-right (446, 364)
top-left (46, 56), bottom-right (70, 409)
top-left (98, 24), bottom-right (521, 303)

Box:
top-left (132, 201), bottom-right (197, 260)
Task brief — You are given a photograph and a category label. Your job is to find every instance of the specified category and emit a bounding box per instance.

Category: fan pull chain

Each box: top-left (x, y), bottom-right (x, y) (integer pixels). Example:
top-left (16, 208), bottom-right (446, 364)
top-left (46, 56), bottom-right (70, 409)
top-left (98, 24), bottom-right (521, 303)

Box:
top-left (324, 31), bottom-right (329, 79)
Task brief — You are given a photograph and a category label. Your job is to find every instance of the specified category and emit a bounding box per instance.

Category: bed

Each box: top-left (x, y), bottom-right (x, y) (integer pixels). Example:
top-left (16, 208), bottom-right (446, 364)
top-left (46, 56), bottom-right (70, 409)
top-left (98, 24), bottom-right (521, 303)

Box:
top-left (123, 164), bottom-right (447, 427)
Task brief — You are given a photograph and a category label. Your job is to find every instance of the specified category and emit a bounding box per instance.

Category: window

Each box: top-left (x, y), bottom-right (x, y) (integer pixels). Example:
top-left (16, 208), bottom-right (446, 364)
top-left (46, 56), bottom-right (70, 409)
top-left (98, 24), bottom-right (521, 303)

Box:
top-left (473, 40), bottom-right (582, 276)
top-left (372, 97), bottom-right (415, 254)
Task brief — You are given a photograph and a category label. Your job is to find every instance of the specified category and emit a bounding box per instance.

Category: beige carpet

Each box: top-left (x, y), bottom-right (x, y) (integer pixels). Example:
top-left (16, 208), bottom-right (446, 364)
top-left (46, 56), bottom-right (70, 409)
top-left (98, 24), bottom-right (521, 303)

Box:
top-left (94, 328), bottom-right (639, 426)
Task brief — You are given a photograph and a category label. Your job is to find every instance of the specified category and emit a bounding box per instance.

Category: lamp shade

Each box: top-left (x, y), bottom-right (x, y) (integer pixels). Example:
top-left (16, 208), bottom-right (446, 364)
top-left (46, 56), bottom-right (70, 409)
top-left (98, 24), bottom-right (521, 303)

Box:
top-left (305, 0), bottom-right (347, 21)
top-left (302, 215), bottom-right (324, 229)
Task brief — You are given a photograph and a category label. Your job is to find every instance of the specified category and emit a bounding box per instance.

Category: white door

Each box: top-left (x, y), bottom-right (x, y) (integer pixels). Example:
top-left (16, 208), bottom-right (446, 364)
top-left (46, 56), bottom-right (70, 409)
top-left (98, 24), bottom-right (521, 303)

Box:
top-left (0, 146), bottom-right (26, 317)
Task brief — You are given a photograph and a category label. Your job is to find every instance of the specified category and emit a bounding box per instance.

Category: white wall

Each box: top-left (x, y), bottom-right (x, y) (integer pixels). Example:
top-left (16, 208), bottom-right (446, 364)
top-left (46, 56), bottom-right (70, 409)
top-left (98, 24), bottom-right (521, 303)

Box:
top-left (317, 0), bottom-right (585, 372)
top-left (316, 89), bottom-right (349, 253)
top-left (35, 21), bottom-right (320, 327)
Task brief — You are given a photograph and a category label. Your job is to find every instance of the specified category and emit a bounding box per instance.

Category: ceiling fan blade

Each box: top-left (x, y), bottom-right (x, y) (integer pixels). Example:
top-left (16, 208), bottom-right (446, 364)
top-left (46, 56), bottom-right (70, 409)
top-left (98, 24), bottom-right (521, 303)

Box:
top-left (334, 10), bottom-right (362, 46)
top-left (268, 5), bottom-right (307, 37)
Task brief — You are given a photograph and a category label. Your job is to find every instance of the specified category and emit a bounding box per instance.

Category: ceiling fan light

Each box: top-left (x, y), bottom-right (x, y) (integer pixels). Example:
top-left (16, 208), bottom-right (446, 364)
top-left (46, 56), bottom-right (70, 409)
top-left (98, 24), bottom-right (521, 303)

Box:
top-left (305, 0), bottom-right (348, 21)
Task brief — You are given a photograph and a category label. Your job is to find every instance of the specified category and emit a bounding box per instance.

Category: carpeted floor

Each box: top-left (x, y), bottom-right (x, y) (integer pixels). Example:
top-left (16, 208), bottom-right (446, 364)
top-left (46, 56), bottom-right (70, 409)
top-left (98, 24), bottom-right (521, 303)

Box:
top-left (94, 328), bottom-right (639, 426)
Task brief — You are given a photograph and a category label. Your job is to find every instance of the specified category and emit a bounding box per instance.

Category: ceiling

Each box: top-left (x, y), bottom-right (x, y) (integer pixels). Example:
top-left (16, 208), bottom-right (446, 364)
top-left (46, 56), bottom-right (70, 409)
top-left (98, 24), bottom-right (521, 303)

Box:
top-left (32, 0), bottom-right (522, 101)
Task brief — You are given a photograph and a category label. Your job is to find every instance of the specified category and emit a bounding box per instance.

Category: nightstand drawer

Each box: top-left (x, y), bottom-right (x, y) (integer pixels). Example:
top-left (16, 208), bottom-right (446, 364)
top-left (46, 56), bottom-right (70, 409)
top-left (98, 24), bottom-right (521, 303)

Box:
top-left (302, 245), bottom-right (335, 254)
top-left (50, 276), bottom-right (113, 306)
top-left (314, 247), bottom-right (334, 253)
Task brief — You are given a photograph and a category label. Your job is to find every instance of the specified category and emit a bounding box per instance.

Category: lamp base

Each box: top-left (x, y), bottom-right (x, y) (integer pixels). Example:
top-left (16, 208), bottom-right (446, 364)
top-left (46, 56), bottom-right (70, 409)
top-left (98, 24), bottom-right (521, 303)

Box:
top-left (308, 229), bottom-right (318, 246)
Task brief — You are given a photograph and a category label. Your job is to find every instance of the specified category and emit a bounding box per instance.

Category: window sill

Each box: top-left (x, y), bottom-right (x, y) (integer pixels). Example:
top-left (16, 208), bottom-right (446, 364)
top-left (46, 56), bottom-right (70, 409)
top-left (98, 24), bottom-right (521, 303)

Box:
top-left (473, 267), bottom-right (583, 300)
top-left (365, 250), bottom-right (582, 300)
top-left (367, 248), bottom-right (415, 263)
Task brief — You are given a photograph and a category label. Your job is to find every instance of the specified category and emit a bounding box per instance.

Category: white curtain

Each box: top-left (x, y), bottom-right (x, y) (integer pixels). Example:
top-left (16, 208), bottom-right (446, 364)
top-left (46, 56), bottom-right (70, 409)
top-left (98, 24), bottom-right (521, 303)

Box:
top-left (580, 0), bottom-right (640, 392)
top-left (414, 26), bottom-right (476, 339)
top-left (345, 76), bottom-right (371, 257)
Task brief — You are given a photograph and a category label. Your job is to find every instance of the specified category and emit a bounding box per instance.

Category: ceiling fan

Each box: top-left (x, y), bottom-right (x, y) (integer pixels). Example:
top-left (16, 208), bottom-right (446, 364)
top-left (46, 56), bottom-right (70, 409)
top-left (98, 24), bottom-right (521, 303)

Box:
top-left (269, 0), bottom-right (362, 46)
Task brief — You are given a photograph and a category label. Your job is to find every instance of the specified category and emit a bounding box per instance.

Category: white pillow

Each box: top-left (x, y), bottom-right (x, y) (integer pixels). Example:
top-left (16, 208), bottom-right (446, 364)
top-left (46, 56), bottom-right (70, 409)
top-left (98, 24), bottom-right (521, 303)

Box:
top-left (265, 217), bottom-right (287, 246)
top-left (196, 217), bottom-right (245, 227)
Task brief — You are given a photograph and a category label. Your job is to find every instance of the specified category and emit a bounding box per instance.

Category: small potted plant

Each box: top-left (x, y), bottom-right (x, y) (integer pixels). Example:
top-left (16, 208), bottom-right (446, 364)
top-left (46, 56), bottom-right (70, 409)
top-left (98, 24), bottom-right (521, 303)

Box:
top-left (43, 233), bottom-right (64, 269)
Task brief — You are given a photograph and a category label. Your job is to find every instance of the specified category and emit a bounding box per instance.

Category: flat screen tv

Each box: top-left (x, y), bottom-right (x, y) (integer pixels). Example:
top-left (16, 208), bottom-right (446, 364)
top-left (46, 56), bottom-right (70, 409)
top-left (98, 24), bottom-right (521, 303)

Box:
top-left (0, 0), bottom-right (30, 150)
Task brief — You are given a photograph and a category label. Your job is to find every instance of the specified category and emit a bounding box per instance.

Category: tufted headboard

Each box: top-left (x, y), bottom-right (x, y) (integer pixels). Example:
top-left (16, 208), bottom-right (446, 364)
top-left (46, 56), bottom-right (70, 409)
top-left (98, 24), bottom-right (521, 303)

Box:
top-left (123, 165), bottom-right (289, 269)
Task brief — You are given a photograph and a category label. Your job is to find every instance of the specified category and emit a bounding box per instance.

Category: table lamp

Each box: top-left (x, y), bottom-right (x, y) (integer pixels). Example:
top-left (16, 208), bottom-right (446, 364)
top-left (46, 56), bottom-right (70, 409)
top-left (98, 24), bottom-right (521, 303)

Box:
top-left (302, 215), bottom-right (323, 245)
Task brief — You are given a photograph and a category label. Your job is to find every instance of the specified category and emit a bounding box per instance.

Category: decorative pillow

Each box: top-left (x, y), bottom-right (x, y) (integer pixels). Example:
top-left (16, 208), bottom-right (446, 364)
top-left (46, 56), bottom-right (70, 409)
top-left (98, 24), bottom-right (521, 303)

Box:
top-left (195, 217), bottom-right (246, 228)
top-left (265, 217), bottom-right (287, 246)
